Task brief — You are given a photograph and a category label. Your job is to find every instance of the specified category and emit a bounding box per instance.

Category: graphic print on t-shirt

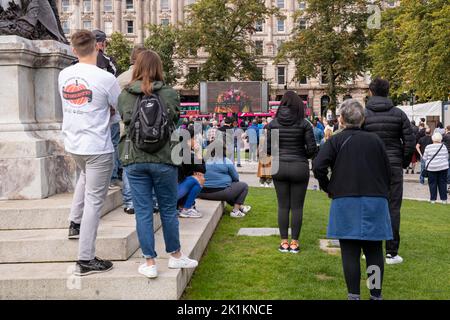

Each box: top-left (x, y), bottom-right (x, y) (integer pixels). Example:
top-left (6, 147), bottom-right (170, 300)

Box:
top-left (62, 77), bottom-right (93, 107)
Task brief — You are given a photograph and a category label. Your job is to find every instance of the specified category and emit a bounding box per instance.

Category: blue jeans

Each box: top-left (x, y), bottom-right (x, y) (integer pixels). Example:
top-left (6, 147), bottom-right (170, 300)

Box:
top-left (110, 123), bottom-right (121, 181)
top-left (178, 176), bottom-right (202, 209)
top-left (125, 163), bottom-right (180, 259)
top-left (122, 170), bottom-right (133, 209)
top-left (419, 159), bottom-right (426, 184)
top-left (428, 169), bottom-right (448, 201)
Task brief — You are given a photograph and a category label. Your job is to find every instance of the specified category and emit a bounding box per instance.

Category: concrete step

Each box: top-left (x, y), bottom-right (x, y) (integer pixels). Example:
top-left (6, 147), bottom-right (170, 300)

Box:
top-left (0, 208), bottom-right (161, 263)
top-left (0, 189), bottom-right (123, 230)
top-left (0, 200), bottom-right (223, 299)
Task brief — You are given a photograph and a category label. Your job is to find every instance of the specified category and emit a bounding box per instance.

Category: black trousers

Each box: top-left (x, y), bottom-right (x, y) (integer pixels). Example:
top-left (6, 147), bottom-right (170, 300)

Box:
top-left (199, 182), bottom-right (249, 207)
top-left (386, 167), bottom-right (403, 257)
top-left (272, 161), bottom-right (310, 240)
top-left (339, 239), bottom-right (384, 297)
top-left (428, 169), bottom-right (448, 201)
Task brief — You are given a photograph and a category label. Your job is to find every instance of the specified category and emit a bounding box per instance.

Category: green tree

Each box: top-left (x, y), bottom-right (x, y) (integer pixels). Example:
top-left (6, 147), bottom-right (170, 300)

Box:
top-left (277, 0), bottom-right (370, 111)
top-left (179, 0), bottom-right (278, 87)
top-left (106, 32), bottom-right (133, 75)
top-left (144, 24), bottom-right (180, 86)
top-left (368, 0), bottom-right (450, 102)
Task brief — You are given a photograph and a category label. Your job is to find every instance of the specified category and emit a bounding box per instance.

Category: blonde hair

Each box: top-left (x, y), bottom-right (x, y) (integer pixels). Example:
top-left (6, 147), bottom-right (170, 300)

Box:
top-left (131, 50), bottom-right (164, 96)
top-left (324, 128), bottom-right (333, 140)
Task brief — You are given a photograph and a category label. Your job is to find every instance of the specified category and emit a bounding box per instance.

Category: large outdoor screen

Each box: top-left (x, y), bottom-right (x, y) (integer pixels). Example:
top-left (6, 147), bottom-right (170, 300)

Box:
top-left (200, 81), bottom-right (269, 113)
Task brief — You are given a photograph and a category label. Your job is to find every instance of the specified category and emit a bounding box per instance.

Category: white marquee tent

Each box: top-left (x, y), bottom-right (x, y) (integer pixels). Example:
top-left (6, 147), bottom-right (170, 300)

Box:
top-left (395, 101), bottom-right (442, 123)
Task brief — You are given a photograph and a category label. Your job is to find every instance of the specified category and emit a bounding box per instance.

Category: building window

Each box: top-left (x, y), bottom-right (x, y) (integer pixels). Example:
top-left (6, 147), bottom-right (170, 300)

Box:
top-left (298, 1), bottom-right (306, 10)
top-left (127, 20), bottom-right (134, 34)
top-left (299, 76), bottom-right (307, 84)
top-left (277, 0), bottom-right (284, 9)
top-left (126, 0), bottom-right (133, 10)
top-left (104, 21), bottom-right (113, 35)
top-left (277, 19), bottom-right (285, 32)
top-left (62, 20), bottom-right (70, 34)
top-left (83, 0), bottom-right (91, 12)
top-left (104, 0), bottom-right (113, 12)
top-left (160, 0), bottom-right (169, 10)
top-left (277, 66), bottom-right (286, 85)
top-left (188, 66), bottom-right (198, 74)
top-left (255, 20), bottom-right (263, 32)
top-left (387, 0), bottom-right (396, 7)
top-left (298, 18), bottom-right (307, 29)
top-left (256, 67), bottom-right (264, 80)
top-left (161, 18), bottom-right (170, 26)
top-left (255, 40), bottom-right (263, 55)
top-left (61, 0), bottom-right (70, 12)
top-left (276, 40), bottom-right (284, 53)
top-left (83, 20), bottom-right (92, 31)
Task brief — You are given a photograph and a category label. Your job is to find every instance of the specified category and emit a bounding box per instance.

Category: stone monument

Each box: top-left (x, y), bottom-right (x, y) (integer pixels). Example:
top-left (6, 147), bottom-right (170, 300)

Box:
top-left (0, 2), bottom-right (75, 200)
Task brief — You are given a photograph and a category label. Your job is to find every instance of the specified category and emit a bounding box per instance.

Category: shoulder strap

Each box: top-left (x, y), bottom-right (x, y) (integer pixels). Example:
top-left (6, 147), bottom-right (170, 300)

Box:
top-left (425, 144), bottom-right (444, 170)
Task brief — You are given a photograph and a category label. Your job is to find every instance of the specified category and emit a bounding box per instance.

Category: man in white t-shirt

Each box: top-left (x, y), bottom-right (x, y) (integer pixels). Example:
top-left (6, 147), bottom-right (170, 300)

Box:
top-left (59, 30), bottom-right (121, 276)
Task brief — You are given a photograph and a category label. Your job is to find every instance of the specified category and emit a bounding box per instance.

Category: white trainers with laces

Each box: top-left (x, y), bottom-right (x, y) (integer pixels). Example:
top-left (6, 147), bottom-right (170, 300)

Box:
top-left (240, 205), bottom-right (252, 214)
top-left (386, 254), bottom-right (404, 265)
top-left (168, 254), bottom-right (198, 269)
top-left (179, 208), bottom-right (203, 218)
top-left (230, 209), bottom-right (246, 218)
top-left (138, 263), bottom-right (158, 278)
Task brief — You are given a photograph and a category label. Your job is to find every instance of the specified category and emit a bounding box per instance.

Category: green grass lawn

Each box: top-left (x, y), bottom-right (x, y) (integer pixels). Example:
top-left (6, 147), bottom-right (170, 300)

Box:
top-left (183, 188), bottom-right (450, 300)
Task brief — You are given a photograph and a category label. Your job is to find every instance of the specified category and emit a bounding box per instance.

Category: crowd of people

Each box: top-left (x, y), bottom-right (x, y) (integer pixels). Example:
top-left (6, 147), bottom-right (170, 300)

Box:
top-left (59, 29), bottom-right (449, 299)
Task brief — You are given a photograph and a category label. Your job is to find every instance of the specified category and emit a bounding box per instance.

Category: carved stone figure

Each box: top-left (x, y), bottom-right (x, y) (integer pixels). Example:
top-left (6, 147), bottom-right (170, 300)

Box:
top-left (0, 0), bottom-right (68, 43)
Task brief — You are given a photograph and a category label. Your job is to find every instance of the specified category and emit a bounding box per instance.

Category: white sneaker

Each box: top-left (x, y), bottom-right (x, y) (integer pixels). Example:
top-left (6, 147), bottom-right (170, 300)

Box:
top-left (386, 254), bottom-right (404, 265)
top-left (264, 183), bottom-right (271, 188)
top-left (430, 200), bottom-right (436, 204)
top-left (230, 209), bottom-right (246, 218)
top-left (138, 263), bottom-right (158, 278)
top-left (361, 254), bottom-right (366, 260)
top-left (260, 183), bottom-right (265, 187)
top-left (442, 200), bottom-right (448, 205)
top-left (168, 254), bottom-right (198, 269)
top-left (240, 205), bottom-right (252, 214)
top-left (179, 208), bottom-right (203, 218)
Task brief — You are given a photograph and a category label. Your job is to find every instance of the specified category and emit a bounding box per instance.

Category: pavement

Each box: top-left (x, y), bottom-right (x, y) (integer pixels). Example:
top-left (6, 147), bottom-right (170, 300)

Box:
top-left (235, 161), bottom-right (436, 202)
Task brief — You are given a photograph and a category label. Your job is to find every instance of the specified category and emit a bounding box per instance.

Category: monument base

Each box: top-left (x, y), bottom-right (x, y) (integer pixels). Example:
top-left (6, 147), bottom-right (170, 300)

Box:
top-left (0, 36), bottom-right (76, 200)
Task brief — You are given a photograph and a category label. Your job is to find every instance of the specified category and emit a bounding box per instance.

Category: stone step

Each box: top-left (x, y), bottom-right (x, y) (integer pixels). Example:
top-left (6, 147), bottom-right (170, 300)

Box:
top-left (0, 208), bottom-right (161, 264)
top-left (0, 189), bottom-right (123, 230)
top-left (0, 200), bottom-right (223, 299)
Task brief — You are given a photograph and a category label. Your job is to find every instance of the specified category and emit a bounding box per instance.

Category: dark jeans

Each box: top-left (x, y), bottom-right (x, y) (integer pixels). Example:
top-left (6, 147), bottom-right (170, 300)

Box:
top-left (386, 167), bottom-right (403, 257)
top-left (125, 163), bottom-right (180, 259)
top-left (428, 169), bottom-right (448, 201)
top-left (199, 181), bottom-right (249, 206)
top-left (339, 240), bottom-right (384, 298)
top-left (110, 122), bottom-right (121, 181)
top-left (272, 161), bottom-right (310, 241)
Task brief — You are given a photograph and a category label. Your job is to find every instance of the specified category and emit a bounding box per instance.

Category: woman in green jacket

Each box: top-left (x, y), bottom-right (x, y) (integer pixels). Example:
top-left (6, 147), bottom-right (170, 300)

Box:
top-left (118, 50), bottom-right (198, 279)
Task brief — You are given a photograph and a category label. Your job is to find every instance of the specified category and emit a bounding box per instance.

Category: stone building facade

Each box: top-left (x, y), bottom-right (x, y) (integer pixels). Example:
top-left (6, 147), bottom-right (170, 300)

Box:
top-left (56, 0), bottom-right (399, 115)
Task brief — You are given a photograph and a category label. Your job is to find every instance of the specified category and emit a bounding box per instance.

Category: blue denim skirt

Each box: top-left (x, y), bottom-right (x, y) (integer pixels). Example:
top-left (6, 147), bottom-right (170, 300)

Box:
top-left (327, 196), bottom-right (393, 241)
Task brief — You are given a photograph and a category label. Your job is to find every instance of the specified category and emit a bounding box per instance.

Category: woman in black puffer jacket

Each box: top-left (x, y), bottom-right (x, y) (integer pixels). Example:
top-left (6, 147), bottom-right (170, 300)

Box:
top-left (266, 91), bottom-right (317, 253)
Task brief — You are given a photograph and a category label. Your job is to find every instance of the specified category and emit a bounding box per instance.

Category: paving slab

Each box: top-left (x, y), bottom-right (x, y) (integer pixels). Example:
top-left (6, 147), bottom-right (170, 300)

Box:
top-left (0, 189), bottom-right (123, 230)
top-left (0, 200), bottom-right (223, 299)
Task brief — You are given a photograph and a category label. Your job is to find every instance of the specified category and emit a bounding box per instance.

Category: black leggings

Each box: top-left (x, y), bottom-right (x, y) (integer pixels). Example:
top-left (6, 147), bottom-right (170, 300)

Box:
top-left (273, 161), bottom-right (309, 240)
top-left (339, 239), bottom-right (384, 297)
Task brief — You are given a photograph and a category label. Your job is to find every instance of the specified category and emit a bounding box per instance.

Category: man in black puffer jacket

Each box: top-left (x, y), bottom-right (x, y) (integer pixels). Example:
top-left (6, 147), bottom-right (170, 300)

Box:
top-left (362, 78), bottom-right (416, 265)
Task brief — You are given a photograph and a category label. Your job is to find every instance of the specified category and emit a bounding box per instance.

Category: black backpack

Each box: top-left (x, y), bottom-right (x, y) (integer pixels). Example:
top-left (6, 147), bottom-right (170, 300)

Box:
top-left (128, 92), bottom-right (173, 154)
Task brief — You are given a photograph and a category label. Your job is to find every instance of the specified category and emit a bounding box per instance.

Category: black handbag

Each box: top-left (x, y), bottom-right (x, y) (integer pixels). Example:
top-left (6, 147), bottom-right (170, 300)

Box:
top-left (422, 144), bottom-right (444, 178)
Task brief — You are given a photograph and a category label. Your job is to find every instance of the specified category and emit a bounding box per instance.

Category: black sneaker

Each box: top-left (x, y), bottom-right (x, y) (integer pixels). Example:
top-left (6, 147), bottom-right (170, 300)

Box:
top-left (124, 207), bottom-right (135, 215)
top-left (153, 206), bottom-right (160, 214)
top-left (279, 241), bottom-right (290, 253)
top-left (74, 257), bottom-right (113, 276)
top-left (68, 221), bottom-right (80, 239)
